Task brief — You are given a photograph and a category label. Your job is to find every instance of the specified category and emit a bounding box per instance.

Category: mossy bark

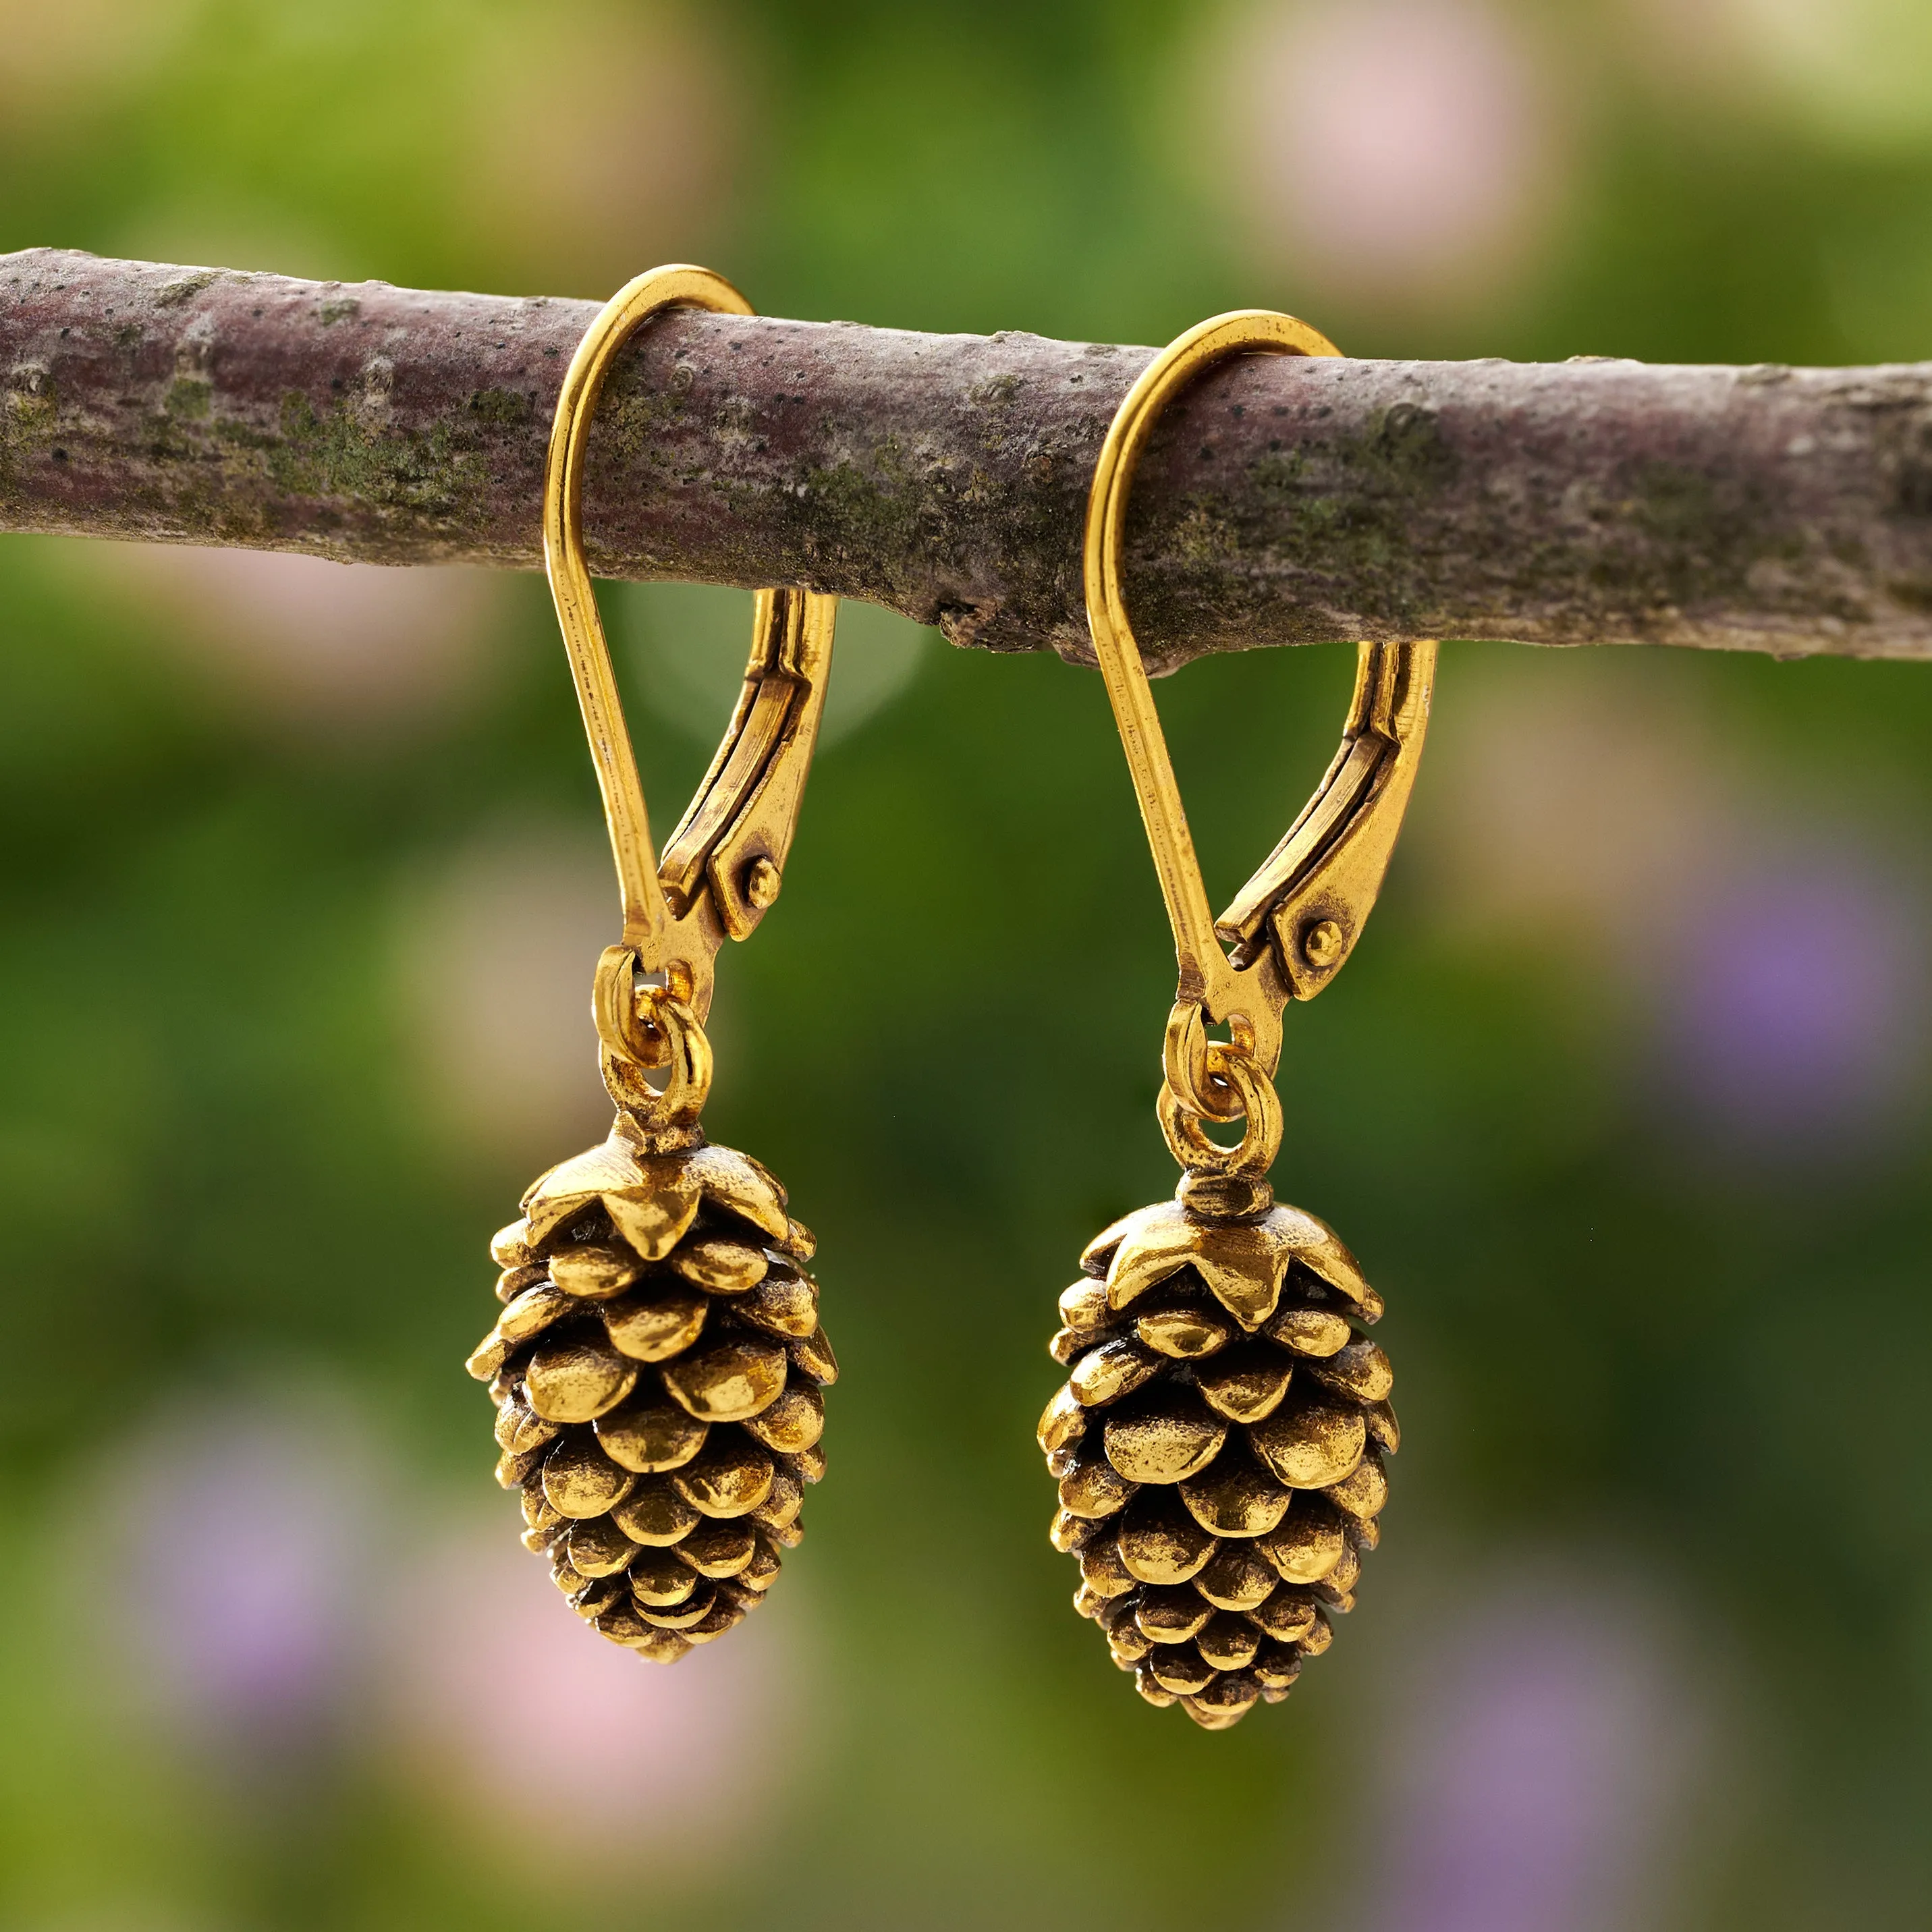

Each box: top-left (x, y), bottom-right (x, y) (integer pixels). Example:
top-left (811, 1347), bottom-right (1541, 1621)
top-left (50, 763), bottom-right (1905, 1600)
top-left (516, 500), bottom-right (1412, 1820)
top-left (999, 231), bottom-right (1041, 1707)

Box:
top-left (8, 248), bottom-right (1932, 665)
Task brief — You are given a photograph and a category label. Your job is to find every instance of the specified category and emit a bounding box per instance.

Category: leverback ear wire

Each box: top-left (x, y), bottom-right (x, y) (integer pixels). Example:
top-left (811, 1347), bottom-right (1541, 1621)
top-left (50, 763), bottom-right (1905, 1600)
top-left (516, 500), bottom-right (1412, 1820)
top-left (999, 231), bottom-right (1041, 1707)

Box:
top-left (543, 267), bottom-right (748, 960)
top-left (1082, 311), bottom-right (1437, 1174)
top-left (541, 266), bottom-right (839, 1037)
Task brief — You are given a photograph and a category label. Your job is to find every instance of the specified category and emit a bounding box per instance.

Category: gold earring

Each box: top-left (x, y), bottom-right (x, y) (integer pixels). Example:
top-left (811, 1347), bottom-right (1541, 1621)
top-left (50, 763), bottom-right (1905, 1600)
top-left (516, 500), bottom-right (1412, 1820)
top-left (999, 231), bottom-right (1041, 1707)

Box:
top-left (1041, 311), bottom-right (1436, 1728)
top-left (466, 267), bottom-right (838, 1662)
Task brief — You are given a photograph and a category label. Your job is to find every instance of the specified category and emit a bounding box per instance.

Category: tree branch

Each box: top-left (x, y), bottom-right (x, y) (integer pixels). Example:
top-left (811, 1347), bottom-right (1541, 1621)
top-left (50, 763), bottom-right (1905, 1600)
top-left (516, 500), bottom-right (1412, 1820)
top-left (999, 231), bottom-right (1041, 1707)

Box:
top-left (7, 247), bottom-right (1932, 668)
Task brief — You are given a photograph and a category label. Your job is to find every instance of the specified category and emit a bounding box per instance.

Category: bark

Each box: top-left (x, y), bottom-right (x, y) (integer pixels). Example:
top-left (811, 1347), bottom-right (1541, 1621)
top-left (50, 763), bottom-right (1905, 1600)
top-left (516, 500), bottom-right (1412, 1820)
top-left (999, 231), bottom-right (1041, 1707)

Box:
top-left (8, 246), bottom-right (1932, 668)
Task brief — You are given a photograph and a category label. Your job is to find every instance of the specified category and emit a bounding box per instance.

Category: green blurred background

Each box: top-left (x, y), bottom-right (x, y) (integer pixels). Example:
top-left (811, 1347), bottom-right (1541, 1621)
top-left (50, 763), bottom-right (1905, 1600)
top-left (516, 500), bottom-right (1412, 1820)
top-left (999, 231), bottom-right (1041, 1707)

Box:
top-left (5, 0), bottom-right (1932, 1926)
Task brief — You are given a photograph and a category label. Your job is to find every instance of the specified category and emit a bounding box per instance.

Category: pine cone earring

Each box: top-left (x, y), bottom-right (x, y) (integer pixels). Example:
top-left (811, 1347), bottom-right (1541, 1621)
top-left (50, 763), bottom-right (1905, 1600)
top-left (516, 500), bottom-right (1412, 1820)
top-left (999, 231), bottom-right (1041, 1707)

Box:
top-left (1044, 312), bottom-right (1436, 1728)
top-left (466, 267), bottom-right (837, 1660)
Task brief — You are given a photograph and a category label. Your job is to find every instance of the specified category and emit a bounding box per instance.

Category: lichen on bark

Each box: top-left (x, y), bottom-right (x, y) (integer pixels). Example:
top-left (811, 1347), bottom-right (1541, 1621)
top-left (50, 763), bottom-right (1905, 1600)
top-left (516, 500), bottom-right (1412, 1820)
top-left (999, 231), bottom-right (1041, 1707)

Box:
top-left (7, 246), bottom-right (1932, 663)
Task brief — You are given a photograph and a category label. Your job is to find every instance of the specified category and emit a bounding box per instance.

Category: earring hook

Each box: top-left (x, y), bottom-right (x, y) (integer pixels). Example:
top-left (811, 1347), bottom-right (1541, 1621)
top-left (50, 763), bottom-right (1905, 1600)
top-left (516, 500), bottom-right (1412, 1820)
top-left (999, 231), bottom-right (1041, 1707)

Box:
top-left (1082, 310), bottom-right (1435, 1153)
top-left (543, 265), bottom-right (839, 1028)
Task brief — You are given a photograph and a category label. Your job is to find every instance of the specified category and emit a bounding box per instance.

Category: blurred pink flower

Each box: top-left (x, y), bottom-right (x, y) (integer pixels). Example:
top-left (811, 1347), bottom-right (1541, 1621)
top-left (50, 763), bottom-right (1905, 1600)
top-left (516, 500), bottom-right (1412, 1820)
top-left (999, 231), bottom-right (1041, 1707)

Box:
top-left (1416, 655), bottom-right (1732, 946)
top-left (380, 1514), bottom-right (804, 1865)
top-left (1217, 0), bottom-right (1565, 306)
top-left (0, 0), bottom-right (198, 126)
top-left (389, 823), bottom-right (620, 1166)
top-left (72, 1382), bottom-right (806, 1884)
top-left (78, 543), bottom-right (503, 734)
top-left (454, 0), bottom-right (738, 294)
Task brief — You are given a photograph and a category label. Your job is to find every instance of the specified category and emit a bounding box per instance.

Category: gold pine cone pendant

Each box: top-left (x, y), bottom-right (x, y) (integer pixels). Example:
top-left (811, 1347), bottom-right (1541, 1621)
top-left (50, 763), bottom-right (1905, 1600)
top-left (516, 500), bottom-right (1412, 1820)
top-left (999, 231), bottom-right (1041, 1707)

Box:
top-left (1041, 1172), bottom-right (1394, 1729)
top-left (468, 1123), bottom-right (834, 1661)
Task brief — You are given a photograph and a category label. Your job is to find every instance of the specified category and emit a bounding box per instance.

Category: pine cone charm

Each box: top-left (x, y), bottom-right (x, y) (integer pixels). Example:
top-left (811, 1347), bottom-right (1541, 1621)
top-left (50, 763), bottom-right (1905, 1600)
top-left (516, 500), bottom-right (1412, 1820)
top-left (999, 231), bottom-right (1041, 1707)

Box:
top-left (1059, 312), bottom-right (1431, 1728)
top-left (1041, 1173), bottom-right (1393, 1729)
top-left (467, 1006), bottom-right (834, 1661)
top-left (506, 269), bottom-right (847, 1665)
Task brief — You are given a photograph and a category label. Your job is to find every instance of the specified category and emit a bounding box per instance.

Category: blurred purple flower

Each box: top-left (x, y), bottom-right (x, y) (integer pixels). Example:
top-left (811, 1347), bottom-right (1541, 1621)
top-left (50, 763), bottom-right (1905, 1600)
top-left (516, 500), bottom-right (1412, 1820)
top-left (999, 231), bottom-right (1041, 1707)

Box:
top-left (1367, 1572), bottom-right (1702, 1932)
top-left (1417, 661), bottom-right (1929, 1164)
top-left (74, 1384), bottom-right (808, 1869)
top-left (1655, 853), bottom-right (1925, 1159)
top-left (93, 1393), bottom-right (377, 1770)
